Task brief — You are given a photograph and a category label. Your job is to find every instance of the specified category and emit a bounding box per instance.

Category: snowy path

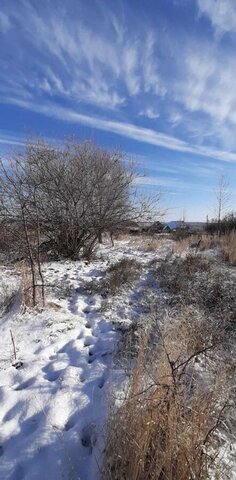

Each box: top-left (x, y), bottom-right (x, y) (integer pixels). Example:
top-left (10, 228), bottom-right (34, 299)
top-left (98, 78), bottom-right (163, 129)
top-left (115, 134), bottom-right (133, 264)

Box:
top-left (0, 239), bottom-right (171, 479)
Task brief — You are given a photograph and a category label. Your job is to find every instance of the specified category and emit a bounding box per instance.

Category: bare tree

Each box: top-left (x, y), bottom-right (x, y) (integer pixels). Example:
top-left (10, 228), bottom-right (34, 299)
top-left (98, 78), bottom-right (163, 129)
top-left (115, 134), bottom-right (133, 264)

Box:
top-left (216, 175), bottom-right (230, 236)
top-left (23, 139), bottom-right (162, 256)
top-left (0, 154), bottom-right (45, 306)
top-left (1, 138), bottom-right (164, 266)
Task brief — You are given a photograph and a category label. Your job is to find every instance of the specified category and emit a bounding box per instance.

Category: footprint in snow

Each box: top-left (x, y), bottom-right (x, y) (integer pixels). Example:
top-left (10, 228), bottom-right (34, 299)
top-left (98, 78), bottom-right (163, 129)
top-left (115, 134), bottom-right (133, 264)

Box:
top-left (0, 445), bottom-right (4, 457)
top-left (83, 336), bottom-right (94, 347)
top-left (42, 363), bottom-right (64, 382)
top-left (15, 377), bottom-right (36, 391)
top-left (81, 423), bottom-right (97, 452)
top-left (45, 370), bottom-right (63, 382)
top-left (21, 418), bottom-right (39, 436)
top-left (87, 354), bottom-right (96, 364)
top-left (83, 307), bottom-right (91, 314)
top-left (98, 373), bottom-right (107, 389)
top-left (79, 373), bottom-right (86, 383)
top-left (64, 413), bottom-right (77, 431)
top-left (3, 401), bottom-right (25, 422)
top-left (98, 321), bottom-right (113, 333)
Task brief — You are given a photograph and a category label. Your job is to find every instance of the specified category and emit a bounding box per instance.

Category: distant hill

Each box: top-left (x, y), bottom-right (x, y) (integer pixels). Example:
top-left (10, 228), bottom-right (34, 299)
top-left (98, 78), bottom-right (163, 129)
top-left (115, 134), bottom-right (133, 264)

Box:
top-left (165, 221), bottom-right (206, 231)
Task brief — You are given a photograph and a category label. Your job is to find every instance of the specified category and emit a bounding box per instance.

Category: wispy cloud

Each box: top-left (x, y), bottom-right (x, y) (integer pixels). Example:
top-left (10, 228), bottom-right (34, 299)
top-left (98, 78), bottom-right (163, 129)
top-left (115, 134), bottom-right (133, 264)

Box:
top-left (135, 175), bottom-right (217, 193)
top-left (176, 47), bottom-right (236, 125)
top-left (139, 108), bottom-right (159, 119)
top-left (5, 98), bottom-right (236, 163)
top-left (0, 1), bottom-right (165, 111)
top-left (0, 11), bottom-right (11, 34)
top-left (144, 159), bottom-right (225, 179)
top-left (197, 0), bottom-right (236, 34)
top-left (0, 0), bottom-right (235, 165)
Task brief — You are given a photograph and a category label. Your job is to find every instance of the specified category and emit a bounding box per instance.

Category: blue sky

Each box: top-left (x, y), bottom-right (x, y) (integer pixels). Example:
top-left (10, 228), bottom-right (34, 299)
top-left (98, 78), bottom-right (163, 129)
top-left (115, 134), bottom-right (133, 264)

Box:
top-left (0, 0), bottom-right (236, 221)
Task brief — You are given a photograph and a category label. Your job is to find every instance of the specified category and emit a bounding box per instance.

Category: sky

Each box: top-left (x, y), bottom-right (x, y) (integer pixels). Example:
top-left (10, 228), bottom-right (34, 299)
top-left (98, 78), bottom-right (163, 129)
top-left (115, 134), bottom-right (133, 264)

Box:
top-left (0, 0), bottom-right (236, 221)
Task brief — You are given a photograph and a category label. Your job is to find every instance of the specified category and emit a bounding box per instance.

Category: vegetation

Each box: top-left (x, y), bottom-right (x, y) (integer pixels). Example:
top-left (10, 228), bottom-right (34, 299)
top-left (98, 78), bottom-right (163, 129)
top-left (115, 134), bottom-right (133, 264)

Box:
top-left (0, 138), bottom-right (161, 305)
top-left (103, 309), bottom-right (230, 480)
top-left (103, 246), bottom-right (236, 479)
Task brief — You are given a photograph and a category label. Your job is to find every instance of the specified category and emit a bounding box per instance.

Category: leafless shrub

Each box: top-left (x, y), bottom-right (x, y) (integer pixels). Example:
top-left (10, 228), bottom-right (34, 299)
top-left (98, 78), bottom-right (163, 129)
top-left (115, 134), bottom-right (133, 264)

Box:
top-left (82, 259), bottom-right (141, 298)
top-left (82, 278), bottom-right (105, 296)
top-left (157, 253), bottom-right (210, 295)
top-left (156, 253), bottom-right (236, 330)
top-left (103, 309), bottom-right (230, 480)
top-left (106, 259), bottom-right (141, 295)
top-left (116, 321), bottom-right (143, 366)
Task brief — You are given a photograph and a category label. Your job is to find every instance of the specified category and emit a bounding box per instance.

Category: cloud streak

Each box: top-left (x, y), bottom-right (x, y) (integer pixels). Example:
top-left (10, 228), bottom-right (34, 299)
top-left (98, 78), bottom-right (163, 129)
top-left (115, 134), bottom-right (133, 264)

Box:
top-left (4, 98), bottom-right (236, 163)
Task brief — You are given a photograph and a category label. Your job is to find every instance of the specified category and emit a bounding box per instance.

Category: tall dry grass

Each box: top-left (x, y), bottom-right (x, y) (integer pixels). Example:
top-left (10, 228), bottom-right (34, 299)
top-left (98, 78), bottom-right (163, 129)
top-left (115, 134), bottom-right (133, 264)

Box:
top-left (173, 231), bottom-right (236, 266)
top-left (220, 232), bottom-right (236, 266)
top-left (103, 309), bottom-right (229, 480)
top-left (18, 260), bottom-right (45, 308)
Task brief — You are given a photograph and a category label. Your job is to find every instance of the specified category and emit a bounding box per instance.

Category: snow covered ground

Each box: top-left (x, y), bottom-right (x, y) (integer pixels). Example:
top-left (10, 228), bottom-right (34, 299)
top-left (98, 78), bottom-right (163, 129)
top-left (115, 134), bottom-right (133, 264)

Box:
top-left (0, 238), bottom-right (171, 480)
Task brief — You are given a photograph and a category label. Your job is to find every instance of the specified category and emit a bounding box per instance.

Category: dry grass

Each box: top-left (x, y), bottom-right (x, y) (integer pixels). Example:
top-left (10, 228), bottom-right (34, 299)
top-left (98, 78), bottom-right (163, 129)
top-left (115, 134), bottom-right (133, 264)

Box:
top-left (173, 234), bottom-right (217, 253)
top-left (106, 232), bottom-right (168, 252)
top-left (173, 235), bottom-right (192, 253)
top-left (156, 253), bottom-right (236, 330)
top-left (141, 237), bottom-right (165, 252)
top-left (220, 232), bottom-right (236, 266)
top-left (174, 232), bottom-right (236, 266)
top-left (102, 310), bottom-right (229, 480)
top-left (47, 301), bottom-right (62, 310)
top-left (18, 260), bottom-right (45, 308)
top-left (20, 261), bottom-right (34, 307)
top-left (106, 258), bottom-right (141, 295)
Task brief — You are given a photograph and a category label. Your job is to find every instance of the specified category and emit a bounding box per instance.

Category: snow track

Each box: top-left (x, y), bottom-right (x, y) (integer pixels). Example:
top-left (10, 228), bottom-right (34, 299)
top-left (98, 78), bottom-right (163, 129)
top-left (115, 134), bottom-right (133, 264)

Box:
top-left (0, 239), bottom-right (169, 479)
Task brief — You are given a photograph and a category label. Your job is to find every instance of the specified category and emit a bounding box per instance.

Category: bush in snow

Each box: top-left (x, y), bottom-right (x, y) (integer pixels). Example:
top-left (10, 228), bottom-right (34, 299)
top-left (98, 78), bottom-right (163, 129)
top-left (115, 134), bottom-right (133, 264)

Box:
top-left (103, 308), bottom-right (230, 480)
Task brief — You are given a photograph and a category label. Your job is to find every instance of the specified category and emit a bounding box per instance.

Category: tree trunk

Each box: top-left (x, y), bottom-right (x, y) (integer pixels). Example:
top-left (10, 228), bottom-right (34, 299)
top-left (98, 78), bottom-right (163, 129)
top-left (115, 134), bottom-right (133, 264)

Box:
top-left (98, 230), bottom-right (102, 244)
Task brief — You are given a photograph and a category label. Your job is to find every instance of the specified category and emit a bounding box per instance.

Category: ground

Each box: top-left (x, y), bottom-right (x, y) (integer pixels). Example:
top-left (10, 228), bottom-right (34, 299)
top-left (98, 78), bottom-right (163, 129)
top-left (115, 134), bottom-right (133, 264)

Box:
top-left (0, 237), bottom-right (172, 480)
top-left (0, 235), bottom-right (235, 480)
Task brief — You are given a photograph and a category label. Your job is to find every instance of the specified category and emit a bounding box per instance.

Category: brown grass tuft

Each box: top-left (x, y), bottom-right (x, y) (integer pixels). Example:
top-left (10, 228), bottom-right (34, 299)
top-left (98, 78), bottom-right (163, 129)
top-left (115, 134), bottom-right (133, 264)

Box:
top-left (47, 301), bottom-right (62, 311)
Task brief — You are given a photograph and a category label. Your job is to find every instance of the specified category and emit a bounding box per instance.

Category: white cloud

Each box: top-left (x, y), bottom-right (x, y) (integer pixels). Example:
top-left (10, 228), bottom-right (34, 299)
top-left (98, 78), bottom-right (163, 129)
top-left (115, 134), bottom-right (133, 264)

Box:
top-left (169, 111), bottom-right (182, 126)
top-left (2, 2), bottom-right (166, 110)
top-left (172, 42), bottom-right (236, 150)
top-left (1, 0), bottom-right (235, 155)
top-left (135, 175), bottom-right (215, 192)
top-left (0, 11), bottom-right (10, 33)
top-left (148, 159), bottom-right (224, 179)
top-left (142, 33), bottom-right (166, 97)
top-left (197, 0), bottom-right (236, 34)
top-left (139, 108), bottom-right (159, 119)
top-left (4, 97), bottom-right (236, 163)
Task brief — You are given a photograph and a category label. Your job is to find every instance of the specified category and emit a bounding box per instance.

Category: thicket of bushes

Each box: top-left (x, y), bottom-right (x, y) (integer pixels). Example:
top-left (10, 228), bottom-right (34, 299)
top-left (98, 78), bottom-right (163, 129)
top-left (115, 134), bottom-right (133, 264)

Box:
top-left (206, 212), bottom-right (236, 235)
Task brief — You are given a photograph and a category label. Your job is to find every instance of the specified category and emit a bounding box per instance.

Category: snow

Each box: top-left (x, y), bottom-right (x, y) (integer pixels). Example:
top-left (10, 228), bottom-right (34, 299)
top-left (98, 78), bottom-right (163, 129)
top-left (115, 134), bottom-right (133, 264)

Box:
top-left (0, 238), bottom-right (169, 480)
top-left (2, 236), bottom-right (234, 479)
